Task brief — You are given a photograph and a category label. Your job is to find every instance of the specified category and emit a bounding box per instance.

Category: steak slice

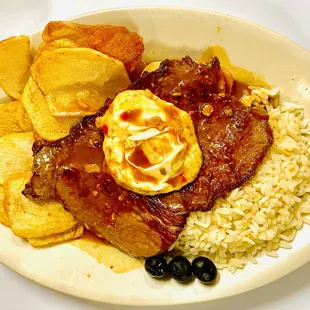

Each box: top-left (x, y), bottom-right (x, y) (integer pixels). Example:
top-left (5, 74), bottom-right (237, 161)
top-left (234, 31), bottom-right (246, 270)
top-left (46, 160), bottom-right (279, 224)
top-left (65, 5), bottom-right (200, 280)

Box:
top-left (24, 114), bottom-right (186, 257)
top-left (129, 58), bottom-right (273, 211)
top-left (23, 57), bottom-right (273, 257)
top-left (182, 95), bottom-right (273, 211)
top-left (129, 56), bottom-right (228, 113)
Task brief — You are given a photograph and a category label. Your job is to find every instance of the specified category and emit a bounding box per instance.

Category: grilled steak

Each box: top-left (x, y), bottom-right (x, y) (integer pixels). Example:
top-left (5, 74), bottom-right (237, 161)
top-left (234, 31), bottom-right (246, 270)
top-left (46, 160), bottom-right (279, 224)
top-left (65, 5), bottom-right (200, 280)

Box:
top-left (23, 57), bottom-right (273, 257)
top-left (24, 114), bottom-right (186, 257)
top-left (129, 57), bottom-right (273, 211)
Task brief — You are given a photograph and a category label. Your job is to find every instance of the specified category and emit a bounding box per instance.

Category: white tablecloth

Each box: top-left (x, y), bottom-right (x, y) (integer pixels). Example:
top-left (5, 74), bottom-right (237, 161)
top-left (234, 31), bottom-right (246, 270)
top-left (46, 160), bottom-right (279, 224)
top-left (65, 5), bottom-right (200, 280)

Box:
top-left (1, 0), bottom-right (310, 309)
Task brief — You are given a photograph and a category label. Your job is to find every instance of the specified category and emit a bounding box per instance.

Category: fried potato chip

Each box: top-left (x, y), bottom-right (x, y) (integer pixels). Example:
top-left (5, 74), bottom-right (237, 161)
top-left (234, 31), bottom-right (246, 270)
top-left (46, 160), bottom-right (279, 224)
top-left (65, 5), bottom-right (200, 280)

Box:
top-left (3, 173), bottom-right (81, 239)
top-left (34, 39), bottom-right (78, 61)
top-left (42, 21), bottom-right (144, 73)
top-left (0, 132), bottom-right (34, 185)
top-left (30, 47), bottom-right (130, 116)
top-left (0, 131), bottom-right (33, 226)
top-left (0, 101), bottom-right (32, 137)
top-left (0, 185), bottom-right (10, 226)
top-left (16, 104), bottom-right (33, 132)
top-left (22, 77), bottom-right (80, 141)
top-left (143, 61), bottom-right (161, 73)
top-left (28, 224), bottom-right (83, 247)
top-left (0, 36), bottom-right (32, 99)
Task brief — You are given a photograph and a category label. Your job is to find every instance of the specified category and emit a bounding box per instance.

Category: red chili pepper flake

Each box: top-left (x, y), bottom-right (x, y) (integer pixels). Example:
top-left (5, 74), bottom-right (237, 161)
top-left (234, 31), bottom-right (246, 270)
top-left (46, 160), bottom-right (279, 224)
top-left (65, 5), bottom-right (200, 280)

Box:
top-left (105, 99), bottom-right (112, 106)
top-left (104, 215), bottom-right (116, 226)
top-left (102, 124), bottom-right (108, 135)
top-left (104, 216), bottom-right (112, 225)
top-left (181, 175), bottom-right (187, 183)
top-left (120, 111), bottom-right (129, 121)
top-left (95, 183), bottom-right (103, 191)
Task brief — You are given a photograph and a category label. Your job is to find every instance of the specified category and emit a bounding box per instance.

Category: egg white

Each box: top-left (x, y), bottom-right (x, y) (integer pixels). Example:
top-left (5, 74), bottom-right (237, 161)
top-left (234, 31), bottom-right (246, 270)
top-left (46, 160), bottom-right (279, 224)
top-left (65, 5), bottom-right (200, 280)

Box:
top-left (97, 89), bottom-right (202, 196)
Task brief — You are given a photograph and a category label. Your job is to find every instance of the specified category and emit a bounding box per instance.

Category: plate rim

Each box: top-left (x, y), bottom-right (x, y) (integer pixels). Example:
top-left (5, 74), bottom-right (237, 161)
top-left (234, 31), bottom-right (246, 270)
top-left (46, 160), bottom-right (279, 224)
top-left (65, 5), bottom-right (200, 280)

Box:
top-left (1, 6), bottom-right (310, 306)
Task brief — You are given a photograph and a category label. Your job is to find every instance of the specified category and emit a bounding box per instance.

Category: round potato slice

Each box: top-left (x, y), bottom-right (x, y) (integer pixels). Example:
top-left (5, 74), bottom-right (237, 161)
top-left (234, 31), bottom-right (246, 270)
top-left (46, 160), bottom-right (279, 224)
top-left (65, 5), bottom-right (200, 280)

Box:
top-left (0, 35), bottom-right (32, 99)
top-left (33, 39), bottom-right (78, 62)
top-left (0, 101), bottom-right (32, 138)
top-left (0, 132), bottom-right (34, 185)
top-left (3, 172), bottom-right (82, 241)
top-left (30, 47), bottom-right (131, 117)
top-left (42, 21), bottom-right (144, 73)
top-left (0, 185), bottom-right (9, 227)
top-left (21, 77), bottom-right (81, 141)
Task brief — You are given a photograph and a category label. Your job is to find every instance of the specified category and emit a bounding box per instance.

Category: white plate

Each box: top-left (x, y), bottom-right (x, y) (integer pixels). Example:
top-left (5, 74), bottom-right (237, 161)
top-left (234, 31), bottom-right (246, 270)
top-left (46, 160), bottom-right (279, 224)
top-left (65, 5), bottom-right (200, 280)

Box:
top-left (1, 7), bottom-right (310, 306)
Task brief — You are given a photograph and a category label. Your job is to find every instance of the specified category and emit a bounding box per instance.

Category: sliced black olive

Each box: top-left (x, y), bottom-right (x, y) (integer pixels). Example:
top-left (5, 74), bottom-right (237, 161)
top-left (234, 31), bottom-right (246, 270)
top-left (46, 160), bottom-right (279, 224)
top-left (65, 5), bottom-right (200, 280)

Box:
top-left (168, 256), bottom-right (192, 283)
top-left (192, 256), bottom-right (217, 284)
top-left (145, 255), bottom-right (169, 278)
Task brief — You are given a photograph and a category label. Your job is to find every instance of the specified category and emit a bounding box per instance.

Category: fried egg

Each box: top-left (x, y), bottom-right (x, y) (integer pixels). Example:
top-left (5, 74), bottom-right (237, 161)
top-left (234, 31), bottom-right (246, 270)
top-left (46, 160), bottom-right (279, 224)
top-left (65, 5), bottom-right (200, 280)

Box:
top-left (96, 89), bottom-right (202, 196)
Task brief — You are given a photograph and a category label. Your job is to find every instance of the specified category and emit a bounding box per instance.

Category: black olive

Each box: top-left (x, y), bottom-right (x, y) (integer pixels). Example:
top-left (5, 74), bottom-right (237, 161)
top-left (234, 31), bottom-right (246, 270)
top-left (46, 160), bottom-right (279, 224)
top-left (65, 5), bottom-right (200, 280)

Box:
top-left (168, 256), bottom-right (192, 283)
top-left (145, 256), bottom-right (169, 278)
top-left (192, 256), bottom-right (217, 284)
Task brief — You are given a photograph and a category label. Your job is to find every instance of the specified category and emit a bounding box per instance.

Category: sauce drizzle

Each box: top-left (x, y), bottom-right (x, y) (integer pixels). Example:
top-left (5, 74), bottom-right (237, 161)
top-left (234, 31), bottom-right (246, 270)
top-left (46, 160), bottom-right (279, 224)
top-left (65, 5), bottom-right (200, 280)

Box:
top-left (200, 45), bottom-right (270, 88)
top-left (71, 231), bottom-right (144, 273)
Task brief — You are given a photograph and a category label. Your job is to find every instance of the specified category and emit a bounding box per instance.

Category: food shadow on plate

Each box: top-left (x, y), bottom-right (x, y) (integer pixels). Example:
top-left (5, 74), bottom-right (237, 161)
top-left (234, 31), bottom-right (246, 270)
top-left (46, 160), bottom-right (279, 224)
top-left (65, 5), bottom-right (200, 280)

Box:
top-left (85, 262), bottom-right (310, 310)
top-left (3, 262), bottom-right (310, 310)
top-left (143, 40), bottom-right (204, 63)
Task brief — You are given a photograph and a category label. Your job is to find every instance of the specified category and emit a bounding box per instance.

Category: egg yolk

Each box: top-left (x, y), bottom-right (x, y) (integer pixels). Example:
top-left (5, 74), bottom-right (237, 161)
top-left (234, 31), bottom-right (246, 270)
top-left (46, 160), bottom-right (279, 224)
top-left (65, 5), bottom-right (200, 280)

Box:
top-left (96, 89), bottom-right (202, 195)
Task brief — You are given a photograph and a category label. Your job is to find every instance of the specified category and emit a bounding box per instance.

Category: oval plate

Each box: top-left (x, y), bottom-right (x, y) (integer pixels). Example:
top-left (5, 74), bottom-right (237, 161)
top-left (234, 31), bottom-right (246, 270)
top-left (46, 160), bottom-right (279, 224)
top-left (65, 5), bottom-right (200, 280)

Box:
top-left (1, 7), bottom-right (310, 306)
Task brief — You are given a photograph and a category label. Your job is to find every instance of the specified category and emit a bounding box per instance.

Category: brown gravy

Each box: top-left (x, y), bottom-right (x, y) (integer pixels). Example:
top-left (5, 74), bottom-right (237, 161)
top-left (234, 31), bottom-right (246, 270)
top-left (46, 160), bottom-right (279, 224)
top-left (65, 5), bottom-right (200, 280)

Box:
top-left (120, 108), bottom-right (143, 124)
top-left (200, 45), bottom-right (270, 88)
top-left (233, 81), bottom-right (250, 100)
top-left (128, 144), bottom-right (152, 169)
